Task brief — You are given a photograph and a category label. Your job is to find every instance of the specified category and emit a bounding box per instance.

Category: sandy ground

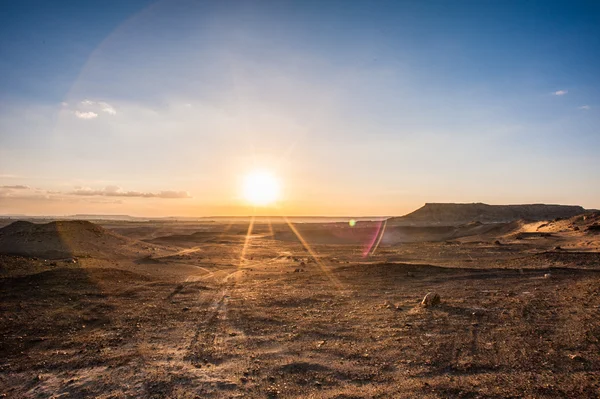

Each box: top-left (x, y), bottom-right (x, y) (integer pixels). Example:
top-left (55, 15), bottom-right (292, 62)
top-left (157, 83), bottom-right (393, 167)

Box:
top-left (1, 218), bottom-right (600, 398)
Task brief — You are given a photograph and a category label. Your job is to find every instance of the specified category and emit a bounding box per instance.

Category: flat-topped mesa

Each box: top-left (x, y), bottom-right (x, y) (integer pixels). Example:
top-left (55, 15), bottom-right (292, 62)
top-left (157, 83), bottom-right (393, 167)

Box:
top-left (388, 202), bottom-right (586, 226)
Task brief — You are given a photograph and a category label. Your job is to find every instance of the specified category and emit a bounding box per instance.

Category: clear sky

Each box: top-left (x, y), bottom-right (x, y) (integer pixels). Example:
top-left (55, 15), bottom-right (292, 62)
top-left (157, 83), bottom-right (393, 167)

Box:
top-left (1, 0), bottom-right (599, 217)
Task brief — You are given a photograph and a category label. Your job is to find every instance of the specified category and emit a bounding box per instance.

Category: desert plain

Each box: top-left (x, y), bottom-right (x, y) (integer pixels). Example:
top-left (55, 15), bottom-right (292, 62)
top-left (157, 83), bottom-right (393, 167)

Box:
top-left (1, 203), bottom-right (600, 398)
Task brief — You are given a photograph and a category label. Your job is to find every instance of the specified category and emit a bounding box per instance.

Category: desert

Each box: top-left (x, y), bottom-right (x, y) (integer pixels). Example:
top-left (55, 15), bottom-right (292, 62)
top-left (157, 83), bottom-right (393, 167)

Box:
top-left (3, 1), bottom-right (600, 397)
top-left (1, 203), bottom-right (600, 398)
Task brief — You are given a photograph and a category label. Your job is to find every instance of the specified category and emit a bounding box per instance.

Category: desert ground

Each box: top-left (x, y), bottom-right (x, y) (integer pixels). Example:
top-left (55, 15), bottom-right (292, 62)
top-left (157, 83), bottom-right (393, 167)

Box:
top-left (1, 209), bottom-right (600, 398)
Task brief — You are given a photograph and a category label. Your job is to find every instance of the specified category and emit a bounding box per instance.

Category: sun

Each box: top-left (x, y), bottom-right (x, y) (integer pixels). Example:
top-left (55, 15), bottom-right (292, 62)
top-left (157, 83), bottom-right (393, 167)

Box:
top-left (242, 170), bottom-right (281, 206)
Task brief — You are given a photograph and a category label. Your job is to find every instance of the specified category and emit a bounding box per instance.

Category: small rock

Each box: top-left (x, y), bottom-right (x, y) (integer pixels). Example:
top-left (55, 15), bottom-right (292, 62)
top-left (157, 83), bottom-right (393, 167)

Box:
top-left (406, 272), bottom-right (415, 277)
top-left (544, 273), bottom-right (552, 279)
top-left (421, 292), bottom-right (441, 308)
top-left (182, 307), bottom-right (190, 311)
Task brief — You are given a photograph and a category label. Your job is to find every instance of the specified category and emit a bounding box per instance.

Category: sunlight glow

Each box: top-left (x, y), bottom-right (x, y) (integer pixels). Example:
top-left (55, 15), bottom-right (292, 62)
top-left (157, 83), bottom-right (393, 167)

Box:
top-left (242, 170), bottom-right (281, 206)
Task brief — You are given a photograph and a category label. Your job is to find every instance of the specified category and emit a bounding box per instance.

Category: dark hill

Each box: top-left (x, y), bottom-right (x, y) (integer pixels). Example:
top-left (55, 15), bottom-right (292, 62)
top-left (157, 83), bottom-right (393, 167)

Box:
top-left (0, 220), bottom-right (138, 259)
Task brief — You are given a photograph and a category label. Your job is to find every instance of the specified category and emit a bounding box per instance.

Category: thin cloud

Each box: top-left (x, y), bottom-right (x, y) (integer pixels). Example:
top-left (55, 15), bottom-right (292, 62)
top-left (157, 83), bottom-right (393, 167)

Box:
top-left (98, 101), bottom-right (117, 115)
top-left (579, 105), bottom-right (591, 110)
top-left (553, 90), bottom-right (568, 96)
top-left (1, 185), bottom-right (30, 189)
top-left (76, 99), bottom-right (116, 115)
top-left (70, 186), bottom-right (191, 199)
top-left (74, 111), bottom-right (98, 119)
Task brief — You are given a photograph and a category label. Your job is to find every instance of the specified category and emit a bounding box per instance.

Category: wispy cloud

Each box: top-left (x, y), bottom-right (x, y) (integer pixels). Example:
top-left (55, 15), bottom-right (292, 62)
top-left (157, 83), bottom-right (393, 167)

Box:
top-left (553, 90), bottom-right (568, 96)
top-left (1, 185), bottom-right (30, 189)
top-left (579, 105), bottom-right (591, 110)
top-left (72, 99), bottom-right (117, 118)
top-left (0, 184), bottom-right (191, 202)
top-left (74, 111), bottom-right (98, 119)
top-left (70, 185), bottom-right (191, 199)
top-left (98, 102), bottom-right (117, 115)
top-left (0, 185), bottom-right (34, 199)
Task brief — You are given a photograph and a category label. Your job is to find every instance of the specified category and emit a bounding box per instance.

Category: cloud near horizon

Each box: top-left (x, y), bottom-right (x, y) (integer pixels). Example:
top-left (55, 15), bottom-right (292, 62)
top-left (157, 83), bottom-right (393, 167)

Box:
top-left (70, 186), bottom-right (191, 199)
top-left (1, 185), bottom-right (30, 189)
top-left (0, 184), bottom-right (191, 201)
top-left (553, 90), bottom-right (568, 96)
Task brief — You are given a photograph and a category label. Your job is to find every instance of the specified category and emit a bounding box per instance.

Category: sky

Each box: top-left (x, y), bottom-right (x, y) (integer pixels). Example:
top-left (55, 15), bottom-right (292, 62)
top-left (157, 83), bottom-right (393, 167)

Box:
top-left (1, 0), bottom-right (599, 217)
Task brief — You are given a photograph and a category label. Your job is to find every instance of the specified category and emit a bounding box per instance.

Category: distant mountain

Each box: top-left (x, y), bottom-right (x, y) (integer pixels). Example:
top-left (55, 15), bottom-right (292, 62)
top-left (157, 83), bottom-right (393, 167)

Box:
top-left (388, 203), bottom-right (586, 225)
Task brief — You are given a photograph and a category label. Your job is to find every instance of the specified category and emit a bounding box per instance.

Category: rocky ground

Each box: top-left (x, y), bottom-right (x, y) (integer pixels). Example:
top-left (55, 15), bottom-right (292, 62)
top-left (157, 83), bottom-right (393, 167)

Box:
top-left (1, 218), bottom-right (600, 398)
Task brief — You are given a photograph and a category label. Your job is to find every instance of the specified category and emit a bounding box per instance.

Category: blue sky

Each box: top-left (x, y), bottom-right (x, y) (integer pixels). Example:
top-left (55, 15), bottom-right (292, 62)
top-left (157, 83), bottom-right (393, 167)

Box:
top-left (1, 0), bottom-right (599, 216)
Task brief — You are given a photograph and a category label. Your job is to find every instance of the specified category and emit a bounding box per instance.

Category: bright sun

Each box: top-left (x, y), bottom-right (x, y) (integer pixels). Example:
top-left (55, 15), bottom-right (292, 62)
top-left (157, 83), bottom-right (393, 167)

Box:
top-left (242, 170), bottom-right (281, 206)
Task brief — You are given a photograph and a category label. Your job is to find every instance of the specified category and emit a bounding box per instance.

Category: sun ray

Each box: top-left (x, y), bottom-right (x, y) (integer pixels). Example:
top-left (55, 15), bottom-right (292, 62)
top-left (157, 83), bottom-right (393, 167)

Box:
top-left (239, 215), bottom-right (255, 267)
top-left (280, 214), bottom-right (345, 290)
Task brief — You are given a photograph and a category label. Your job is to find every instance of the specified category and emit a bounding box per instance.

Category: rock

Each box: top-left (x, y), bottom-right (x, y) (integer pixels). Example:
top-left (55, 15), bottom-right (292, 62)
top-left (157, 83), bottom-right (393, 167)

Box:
top-left (182, 307), bottom-right (190, 311)
top-left (406, 272), bottom-right (415, 277)
top-left (554, 246), bottom-right (562, 250)
top-left (544, 273), bottom-right (552, 279)
top-left (494, 240), bottom-right (502, 246)
top-left (569, 354), bottom-right (585, 362)
top-left (294, 268), bottom-right (300, 273)
top-left (421, 292), bottom-right (441, 307)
